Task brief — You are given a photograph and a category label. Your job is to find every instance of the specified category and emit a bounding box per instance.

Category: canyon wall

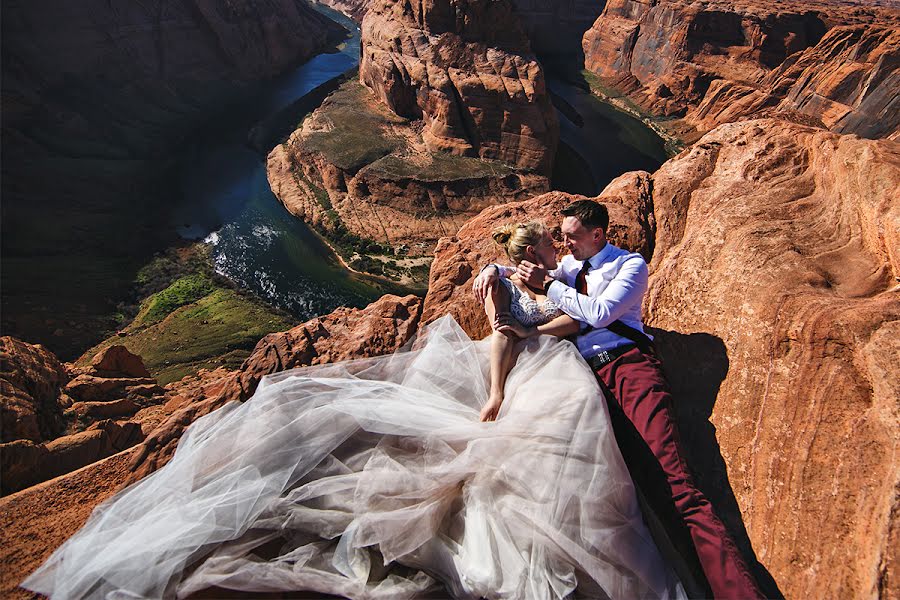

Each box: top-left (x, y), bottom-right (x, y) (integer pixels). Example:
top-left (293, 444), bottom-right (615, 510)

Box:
top-left (583, 0), bottom-right (900, 139)
top-left (359, 0), bottom-right (559, 173)
top-left (423, 117), bottom-right (900, 598)
top-left (1, 0), bottom-right (346, 358)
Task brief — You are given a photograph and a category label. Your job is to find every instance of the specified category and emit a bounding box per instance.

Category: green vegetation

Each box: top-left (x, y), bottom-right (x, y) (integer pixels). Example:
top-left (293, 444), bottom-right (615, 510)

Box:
top-left (368, 153), bottom-right (515, 182)
top-left (136, 274), bottom-right (215, 325)
top-left (78, 244), bottom-right (297, 385)
top-left (303, 82), bottom-right (406, 173)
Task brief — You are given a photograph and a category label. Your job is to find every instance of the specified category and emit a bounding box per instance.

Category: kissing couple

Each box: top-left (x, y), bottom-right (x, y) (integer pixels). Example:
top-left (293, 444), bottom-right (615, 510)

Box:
top-left (24, 201), bottom-right (764, 599)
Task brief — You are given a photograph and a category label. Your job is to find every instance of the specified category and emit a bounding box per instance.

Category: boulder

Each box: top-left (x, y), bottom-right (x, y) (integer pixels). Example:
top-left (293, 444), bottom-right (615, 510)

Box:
top-left (0, 336), bottom-right (68, 442)
top-left (90, 345), bottom-right (151, 379)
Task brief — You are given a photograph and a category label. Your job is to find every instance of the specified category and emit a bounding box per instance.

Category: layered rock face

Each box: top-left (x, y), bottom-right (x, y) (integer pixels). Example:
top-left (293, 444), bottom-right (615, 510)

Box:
top-left (268, 80), bottom-right (548, 256)
top-left (583, 0), bottom-right (900, 139)
top-left (1, 0), bottom-right (346, 358)
top-left (359, 0), bottom-right (559, 173)
top-left (0, 343), bottom-right (167, 494)
top-left (424, 117), bottom-right (899, 598)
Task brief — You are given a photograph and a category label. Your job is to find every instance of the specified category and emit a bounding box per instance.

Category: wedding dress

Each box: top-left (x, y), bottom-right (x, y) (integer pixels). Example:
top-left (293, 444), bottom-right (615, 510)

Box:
top-left (23, 297), bottom-right (684, 599)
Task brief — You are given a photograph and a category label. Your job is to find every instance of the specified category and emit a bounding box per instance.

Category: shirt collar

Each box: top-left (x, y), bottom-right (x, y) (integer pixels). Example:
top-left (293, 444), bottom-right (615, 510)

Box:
top-left (584, 242), bottom-right (614, 269)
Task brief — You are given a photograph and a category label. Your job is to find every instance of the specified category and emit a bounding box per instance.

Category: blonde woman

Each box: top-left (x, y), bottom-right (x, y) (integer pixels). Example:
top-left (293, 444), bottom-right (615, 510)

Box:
top-left (480, 221), bottom-right (580, 421)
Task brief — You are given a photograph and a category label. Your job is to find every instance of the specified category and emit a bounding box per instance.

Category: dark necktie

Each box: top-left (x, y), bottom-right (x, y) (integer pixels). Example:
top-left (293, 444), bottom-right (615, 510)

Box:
top-left (576, 261), bottom-right (590, 295)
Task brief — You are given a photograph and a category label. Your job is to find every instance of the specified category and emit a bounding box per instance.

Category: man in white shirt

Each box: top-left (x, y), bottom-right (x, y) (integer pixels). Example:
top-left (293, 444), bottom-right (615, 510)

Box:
top-left (474, 200), bottom-right (763, 600)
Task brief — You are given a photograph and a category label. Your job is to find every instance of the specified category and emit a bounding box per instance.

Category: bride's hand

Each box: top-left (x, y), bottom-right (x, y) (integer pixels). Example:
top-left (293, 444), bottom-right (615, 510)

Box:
top-left (480, 395), bottom-right (503, 422)
top-left (493, 314), bottom-right (536, 339)
top-left (472, 266), bottom-right (499, 304)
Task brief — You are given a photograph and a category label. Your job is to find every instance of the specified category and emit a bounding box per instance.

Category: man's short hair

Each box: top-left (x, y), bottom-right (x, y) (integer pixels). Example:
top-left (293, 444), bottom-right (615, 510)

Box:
top-left (561, 200), bottom-right (609, 231)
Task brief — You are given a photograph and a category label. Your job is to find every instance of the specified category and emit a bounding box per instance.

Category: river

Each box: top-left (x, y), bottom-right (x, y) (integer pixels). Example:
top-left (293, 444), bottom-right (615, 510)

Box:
top-left (171, 4), bottom-right (667, 321)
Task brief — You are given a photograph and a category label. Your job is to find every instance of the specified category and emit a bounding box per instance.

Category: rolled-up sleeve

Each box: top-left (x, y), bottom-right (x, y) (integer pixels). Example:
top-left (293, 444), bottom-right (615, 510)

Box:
top-left (546, 257), bottom-right (648, 328)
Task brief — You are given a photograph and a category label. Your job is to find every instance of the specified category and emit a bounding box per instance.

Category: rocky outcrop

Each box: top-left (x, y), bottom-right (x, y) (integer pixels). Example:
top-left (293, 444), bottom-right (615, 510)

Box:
top-left (424, 117), bottom-right (899, 598)
top-left (359, 0), bottom-right (559, 173)
top-left (268, 80), bottom-right (549, 255)
top-left (2, 0), bottom-right (347, 359)
top-left (312, 0), bottom-right (372, 22)
top-left (1, 337), bottom-right (69, 443)
top-left (125, 294), bottom-right (423, 484)
top-left (582, 0), bottom-right (900, 139)
top-left (0, 344), bottom-right (167, 494)
top-left (421, 179), bottom-right (655, 337)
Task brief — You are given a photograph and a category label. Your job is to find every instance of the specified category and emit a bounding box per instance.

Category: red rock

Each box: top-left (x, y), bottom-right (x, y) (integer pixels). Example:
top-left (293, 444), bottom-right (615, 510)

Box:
top-left (65, 399), bottom-right (140, 420)
top-left (421, 116), bottom-right (898, 598)
top-left (0, 336), bottom-right (68, 443)
top-left (124, 294), bottom-right (423, 484)
top-left (64, 374), bottom-right (157, 403)
top-left (421, 187), bottom-right (653, 339)
top-left (90, 345), bottom-right (151, 378)
top-left (0, 420), bottom-right (144, 495)
top-left (359, 0), bottom-right (558, 173)
top-left (643, 118), bottom-right (899, 598)
top-left (582, 0), bottom-right (900, 139)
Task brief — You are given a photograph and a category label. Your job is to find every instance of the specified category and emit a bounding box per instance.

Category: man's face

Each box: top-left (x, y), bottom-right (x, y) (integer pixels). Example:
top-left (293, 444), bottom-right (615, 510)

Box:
top-left (560, 216), bottom-right (605, 261)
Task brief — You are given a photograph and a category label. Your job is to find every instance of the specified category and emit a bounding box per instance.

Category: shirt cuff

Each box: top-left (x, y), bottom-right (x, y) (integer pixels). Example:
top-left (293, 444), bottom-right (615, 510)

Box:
top-left (545, 280), bottom-right (564, 303)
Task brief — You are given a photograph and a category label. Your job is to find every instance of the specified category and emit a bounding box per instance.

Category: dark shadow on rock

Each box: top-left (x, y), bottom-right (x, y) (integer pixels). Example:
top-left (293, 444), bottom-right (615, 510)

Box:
top-left (648, 327), bottom-right (784, 599)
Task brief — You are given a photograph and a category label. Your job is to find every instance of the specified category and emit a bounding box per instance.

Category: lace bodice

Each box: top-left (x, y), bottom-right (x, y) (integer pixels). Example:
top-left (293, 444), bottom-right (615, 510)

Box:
top-left (500, 277), bottom-right (562, 327)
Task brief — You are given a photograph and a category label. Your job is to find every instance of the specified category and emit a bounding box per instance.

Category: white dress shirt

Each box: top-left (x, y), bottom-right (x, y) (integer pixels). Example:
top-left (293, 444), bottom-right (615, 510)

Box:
top-left (494, 243), bottom-right (650, 358)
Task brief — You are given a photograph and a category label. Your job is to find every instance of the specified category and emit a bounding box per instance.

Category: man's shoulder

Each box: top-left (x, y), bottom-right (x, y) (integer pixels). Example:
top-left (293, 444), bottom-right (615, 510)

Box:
top-left (606, 244), bottom-right (648, 266)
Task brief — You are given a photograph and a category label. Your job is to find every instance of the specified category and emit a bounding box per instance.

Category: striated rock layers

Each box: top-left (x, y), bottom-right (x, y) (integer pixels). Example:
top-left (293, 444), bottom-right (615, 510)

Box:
top-left (359, 0), bottom-right (559, 173)
top-left (583, 0), bottom-right (900, 139)
top-left (2, 0), bottom-right (347, 358)
top-left (0, 342), bottom-right (167, 494)
top-left (424, 117), bottom-right (900, 598)
top-left (268, 80), bottom-right (549, 255)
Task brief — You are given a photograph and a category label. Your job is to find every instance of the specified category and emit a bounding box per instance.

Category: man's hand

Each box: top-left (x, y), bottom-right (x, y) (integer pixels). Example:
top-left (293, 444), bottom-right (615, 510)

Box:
top-left (516, 260), bottom-right (548, 289)
top-left (472, 265), bottom-right (499, 304)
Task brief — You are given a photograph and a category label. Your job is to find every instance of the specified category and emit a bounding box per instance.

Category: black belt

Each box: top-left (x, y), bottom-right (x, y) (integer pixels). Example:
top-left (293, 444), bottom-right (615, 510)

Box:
top-left (586, 344), bottom-right (637, 370)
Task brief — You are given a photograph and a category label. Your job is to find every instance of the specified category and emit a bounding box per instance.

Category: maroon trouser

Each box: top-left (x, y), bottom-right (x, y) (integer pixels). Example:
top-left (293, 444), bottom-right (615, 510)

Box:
top-left (595, 348), bottom-right (763, 600)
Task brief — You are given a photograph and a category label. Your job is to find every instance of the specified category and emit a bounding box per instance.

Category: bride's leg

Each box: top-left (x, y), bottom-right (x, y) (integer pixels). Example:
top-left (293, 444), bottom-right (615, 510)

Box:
top-left (482, 283), bottom-right (513, 422)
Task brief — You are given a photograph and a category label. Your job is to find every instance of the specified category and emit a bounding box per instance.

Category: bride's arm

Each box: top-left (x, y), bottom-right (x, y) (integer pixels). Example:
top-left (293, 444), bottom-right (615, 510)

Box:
top-left (482, 283), bottom-right (515, 422)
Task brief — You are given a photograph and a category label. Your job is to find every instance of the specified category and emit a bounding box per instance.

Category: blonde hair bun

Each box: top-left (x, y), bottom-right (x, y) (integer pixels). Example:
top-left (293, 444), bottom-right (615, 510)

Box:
top-left (491, 221), bottom-right (547, 265)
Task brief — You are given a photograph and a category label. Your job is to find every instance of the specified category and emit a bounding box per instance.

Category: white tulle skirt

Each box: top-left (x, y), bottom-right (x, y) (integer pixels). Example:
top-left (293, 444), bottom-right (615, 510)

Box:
top-left (23, 316), bottom-right (683, 600)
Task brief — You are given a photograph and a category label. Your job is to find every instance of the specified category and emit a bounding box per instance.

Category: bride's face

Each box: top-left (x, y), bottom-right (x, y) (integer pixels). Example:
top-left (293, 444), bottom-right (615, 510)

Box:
top-left (529, 232), bottom-right (558, 270)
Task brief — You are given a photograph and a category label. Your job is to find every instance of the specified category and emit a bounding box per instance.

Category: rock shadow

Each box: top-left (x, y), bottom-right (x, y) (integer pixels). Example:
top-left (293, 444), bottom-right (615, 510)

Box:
top-left (647, 327), bottom-right (784, 599)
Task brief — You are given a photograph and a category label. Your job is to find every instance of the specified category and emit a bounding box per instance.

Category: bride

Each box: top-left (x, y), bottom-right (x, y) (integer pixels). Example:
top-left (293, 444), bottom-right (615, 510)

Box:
top-left (22, 222), bottom-right (684, 600)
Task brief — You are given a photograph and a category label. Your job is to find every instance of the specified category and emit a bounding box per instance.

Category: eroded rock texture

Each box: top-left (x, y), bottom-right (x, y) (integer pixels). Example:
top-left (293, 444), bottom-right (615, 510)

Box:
top-left (645, 119), bottom-right (898, 599)
top-left (359, 0), bottom-right (559, 173)
top-left (268, 80), bottom-right (549, 255)
top-left (0, 343), bottom-right (168, 494)
top-left (583, 0), bottom-right (900, 139)
top-left (425, 117), bottom-right (900, 598)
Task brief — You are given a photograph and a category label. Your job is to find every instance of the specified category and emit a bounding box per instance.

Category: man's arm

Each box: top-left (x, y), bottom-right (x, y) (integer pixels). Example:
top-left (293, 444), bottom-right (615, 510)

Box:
top-left (546, 256), bottom-right (648, 328)
top-left (473, 262), bottom-right (563, 304)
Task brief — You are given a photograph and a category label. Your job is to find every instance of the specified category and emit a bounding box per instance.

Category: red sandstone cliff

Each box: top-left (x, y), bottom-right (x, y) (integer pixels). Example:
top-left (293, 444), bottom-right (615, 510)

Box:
top-left (422, 117), bottom-right (900, 598)
top-left (359, 0), bottom-right (559, 173)
top-left (3, 117), bottom-right (898, 597)
top-left (583, 0), bottom-right (900, 140)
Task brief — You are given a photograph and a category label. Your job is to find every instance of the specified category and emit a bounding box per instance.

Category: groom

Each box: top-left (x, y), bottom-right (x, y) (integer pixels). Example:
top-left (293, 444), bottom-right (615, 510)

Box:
top-left (474, 200), bottom-right (764, 600)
